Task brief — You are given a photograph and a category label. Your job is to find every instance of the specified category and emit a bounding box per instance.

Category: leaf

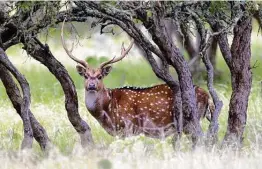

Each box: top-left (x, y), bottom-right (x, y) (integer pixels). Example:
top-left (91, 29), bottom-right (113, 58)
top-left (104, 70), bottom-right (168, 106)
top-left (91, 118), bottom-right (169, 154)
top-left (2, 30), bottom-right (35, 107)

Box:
top-left (146, 10), bottom-right (152, 19)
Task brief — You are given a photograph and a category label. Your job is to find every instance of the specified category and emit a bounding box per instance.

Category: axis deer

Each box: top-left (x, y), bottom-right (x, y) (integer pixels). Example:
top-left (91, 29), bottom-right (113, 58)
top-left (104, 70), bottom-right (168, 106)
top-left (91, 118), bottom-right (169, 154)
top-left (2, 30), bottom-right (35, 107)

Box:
top-left (61, 21), bottom-right (214, 139)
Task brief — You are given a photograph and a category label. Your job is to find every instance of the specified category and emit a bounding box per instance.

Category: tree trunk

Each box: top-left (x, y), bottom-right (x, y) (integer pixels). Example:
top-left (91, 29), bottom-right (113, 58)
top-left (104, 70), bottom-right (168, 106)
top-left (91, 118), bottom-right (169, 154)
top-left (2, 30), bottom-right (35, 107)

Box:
top-left (191, 13), bottom-right (223, 145)
top-left (167, 20), bottom-right (201, 76)
top-left (179, 23), bottom-right (201, 75)
top-left (0, 48), bottom-right (33, 149)
top-left (223, 16), bottom-right (252, 146)
top-left (144, 5), bottom-right (202, 146)
top-left (23, 39), bottom-right (94, 148)
top-left (207, 37), bottom-right (218, 70)
top-left (0, 63), bottom-right (51, 151)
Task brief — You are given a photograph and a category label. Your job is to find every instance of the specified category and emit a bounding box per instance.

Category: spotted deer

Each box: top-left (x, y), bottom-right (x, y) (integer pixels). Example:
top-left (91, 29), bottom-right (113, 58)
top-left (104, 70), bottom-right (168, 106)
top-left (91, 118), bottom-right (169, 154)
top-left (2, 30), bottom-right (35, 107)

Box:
top-left (61, 21), bottom-right (214, 139)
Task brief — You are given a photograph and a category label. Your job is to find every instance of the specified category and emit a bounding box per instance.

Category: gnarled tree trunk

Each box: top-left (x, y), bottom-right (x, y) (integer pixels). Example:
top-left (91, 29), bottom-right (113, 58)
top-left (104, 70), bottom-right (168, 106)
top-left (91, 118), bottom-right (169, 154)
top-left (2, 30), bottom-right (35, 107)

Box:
top-left (0, 63), bottom-right (51, 151)
top-left (23, 38), bottom-right (94, 148)
top-left (208, 37), bottom-right (218, 71)
top-left (147, 6), bottom-right (203, 145)
top-left (0, 48), bottom-right (33, 149)
top-left (223, 16), bottom-right (252, 146)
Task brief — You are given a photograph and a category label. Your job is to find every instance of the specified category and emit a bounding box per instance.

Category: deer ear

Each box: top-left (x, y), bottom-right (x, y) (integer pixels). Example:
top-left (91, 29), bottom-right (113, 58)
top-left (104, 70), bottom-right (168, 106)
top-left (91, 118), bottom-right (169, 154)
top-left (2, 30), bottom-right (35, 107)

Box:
top-left (76, 65), bottom-right (86, 76)
top-left (102, 66), bottom-right (112, 77)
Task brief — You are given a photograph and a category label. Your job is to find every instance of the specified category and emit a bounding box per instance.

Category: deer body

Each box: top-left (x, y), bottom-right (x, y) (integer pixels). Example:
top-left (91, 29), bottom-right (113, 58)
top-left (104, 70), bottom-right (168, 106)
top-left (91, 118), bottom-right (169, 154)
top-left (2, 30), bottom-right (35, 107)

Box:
top-left (85, 84), bottom-right (212, 139)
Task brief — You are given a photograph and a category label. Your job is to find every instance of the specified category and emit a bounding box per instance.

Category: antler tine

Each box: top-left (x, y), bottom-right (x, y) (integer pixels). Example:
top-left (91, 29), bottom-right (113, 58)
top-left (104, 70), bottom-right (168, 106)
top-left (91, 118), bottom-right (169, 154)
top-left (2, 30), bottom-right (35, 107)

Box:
top-left (100, 39), bottom-right (134, 69)
top-left (61, 18), bottom-right (88, 68)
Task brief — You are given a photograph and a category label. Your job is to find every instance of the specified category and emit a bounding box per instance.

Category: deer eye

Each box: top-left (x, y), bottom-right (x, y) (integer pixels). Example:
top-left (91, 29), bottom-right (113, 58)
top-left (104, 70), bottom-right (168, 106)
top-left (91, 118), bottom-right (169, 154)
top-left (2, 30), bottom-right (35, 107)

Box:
top-left (84, 74), bottom-right (89, 79)
top-left (97, 75), bottom-right (102, 80)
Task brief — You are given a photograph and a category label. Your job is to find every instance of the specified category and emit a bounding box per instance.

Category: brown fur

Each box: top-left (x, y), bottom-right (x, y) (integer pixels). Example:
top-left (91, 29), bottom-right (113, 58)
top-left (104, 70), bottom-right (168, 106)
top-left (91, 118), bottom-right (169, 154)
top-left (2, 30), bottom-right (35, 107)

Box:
top-left (85, 84), bottom-right (213, 139)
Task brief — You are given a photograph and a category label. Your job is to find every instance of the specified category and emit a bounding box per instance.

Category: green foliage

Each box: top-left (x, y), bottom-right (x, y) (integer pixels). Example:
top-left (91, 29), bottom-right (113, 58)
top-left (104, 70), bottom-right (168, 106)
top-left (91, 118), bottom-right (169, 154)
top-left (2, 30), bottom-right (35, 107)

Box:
top-left (246, 1), bottom-right (260, 14)
top-left (16, 1), bottom-right (60, 31)
top-left (146, 10), bottom-right (153, 20)
top-left (16, 1), bottom-right (44, 13)
top-left (209, 1), bottom-right (229, 15)
top-left (86, 56), bottom-right (109, 67)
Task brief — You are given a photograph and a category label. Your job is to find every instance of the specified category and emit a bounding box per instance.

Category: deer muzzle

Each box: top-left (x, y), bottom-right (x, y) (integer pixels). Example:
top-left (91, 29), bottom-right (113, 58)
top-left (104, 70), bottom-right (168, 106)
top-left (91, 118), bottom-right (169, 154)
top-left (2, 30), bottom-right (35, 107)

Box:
top-left (87, 83), bottom-right (97, 91)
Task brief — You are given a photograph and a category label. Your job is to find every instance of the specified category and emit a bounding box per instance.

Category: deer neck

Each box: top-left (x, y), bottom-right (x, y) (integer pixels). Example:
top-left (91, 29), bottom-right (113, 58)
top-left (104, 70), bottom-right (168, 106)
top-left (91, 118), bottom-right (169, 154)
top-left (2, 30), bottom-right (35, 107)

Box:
top-left (85, 88), bottom-right (111, 115)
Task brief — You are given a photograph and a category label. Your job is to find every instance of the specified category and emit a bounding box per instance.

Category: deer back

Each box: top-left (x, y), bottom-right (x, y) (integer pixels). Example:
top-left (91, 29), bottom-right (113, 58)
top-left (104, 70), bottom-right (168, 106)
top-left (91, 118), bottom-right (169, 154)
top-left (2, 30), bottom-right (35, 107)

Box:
top-left (104, 84), bottom-right (211, 138)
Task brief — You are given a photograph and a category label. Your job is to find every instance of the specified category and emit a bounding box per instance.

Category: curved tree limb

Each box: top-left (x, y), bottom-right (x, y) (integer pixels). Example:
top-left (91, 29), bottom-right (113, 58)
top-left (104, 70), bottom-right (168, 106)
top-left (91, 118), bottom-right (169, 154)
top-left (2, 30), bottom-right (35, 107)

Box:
top-left (0, 48), bottom-right (33, 149)
top-left (0, 63), bottom-right (51, 152)
top-left (22, 38), bottom-right (94, 148)
top-left (0, 1), bottom-right (94, 149)
top-left (190, 9), bottom-right (223, 145)
top-left (204, 3), bottom-right (252, 147)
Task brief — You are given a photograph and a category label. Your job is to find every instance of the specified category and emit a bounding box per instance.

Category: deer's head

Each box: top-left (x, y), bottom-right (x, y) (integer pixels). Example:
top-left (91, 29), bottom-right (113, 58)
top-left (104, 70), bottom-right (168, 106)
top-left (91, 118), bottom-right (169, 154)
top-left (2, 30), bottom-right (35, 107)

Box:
top-left (61, 19), bottom-right (134, 93)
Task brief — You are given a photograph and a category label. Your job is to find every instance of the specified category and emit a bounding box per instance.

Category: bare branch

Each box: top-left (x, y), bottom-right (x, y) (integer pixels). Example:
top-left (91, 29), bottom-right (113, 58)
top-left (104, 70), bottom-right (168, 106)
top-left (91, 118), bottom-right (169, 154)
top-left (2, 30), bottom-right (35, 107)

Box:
top-left (189, 8), bottom-right (223, 144)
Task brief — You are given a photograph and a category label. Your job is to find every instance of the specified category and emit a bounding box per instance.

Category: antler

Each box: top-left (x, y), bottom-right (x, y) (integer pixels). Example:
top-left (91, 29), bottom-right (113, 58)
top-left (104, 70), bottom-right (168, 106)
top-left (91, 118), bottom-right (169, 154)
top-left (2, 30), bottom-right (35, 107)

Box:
top-left (100, 39), bottom-right (134, 69)
top-left (61, 18), bottom-right (88, 68)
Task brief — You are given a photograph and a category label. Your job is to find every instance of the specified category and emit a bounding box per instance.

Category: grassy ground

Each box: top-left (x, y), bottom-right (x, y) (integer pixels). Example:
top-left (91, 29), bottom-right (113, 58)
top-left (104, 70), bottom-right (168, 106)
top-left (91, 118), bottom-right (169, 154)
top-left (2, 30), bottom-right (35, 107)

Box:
top-left (0, 24), bottom-right (262, 168)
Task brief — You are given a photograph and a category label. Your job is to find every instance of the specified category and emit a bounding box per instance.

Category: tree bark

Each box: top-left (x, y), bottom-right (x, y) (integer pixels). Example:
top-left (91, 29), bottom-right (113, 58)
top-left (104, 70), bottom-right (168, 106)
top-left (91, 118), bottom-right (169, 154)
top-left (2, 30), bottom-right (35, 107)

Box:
top-left (138, 47), bottom-right (183, 149)
top-left (178, 23), bottom-right (201, 74)
top-left (115, 2), bottom-right (202, 145)
top-left (23, 38), bottom-right (94, 148)
top-left (207, 37), bottom-right (218, 71)
top-left (0, 48), bottom-right (33, 149)
top-left (146, 5), bottom-right (203, 145)
top-left (0, 63), bottom-right (51, 151)
top-left (191, 11), bottom-right (223, 145)
top-left (223, 16), bottom-right (252, 146)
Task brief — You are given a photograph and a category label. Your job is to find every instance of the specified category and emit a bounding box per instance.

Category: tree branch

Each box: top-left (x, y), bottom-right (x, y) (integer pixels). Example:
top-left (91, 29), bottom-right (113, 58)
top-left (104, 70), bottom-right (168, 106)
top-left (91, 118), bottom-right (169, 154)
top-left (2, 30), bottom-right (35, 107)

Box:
top-left (0, 48), bottom-right (33, 149)
top-left (189, 8), bottom-right (223, 144)
top-left (22, 38), bottom-right (94, 148)
top-left (0, 63), bottom-right (51, 152)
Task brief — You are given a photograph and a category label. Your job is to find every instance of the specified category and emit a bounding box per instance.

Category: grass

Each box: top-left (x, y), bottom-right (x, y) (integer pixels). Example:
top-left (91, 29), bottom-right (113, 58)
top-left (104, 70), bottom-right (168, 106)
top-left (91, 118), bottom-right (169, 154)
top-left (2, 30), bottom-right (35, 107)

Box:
top-left (0, 25), bottom-right (262, 168)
